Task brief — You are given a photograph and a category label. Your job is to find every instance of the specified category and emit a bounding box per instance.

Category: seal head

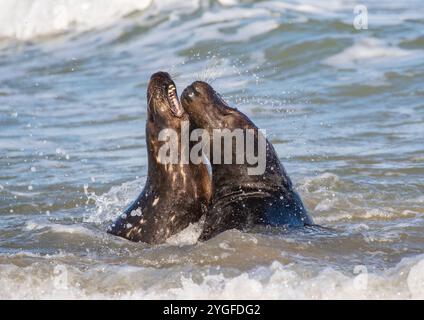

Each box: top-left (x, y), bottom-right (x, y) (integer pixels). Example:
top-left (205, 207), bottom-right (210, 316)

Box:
top-left (108, 73), bottom-right (211, 244)
top-left (182, 81), bottom-right (312, 240)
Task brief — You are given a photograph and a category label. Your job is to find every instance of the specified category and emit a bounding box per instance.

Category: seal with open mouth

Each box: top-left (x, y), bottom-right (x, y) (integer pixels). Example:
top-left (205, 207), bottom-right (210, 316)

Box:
top-left (181, 81), bottom-right (312, 241)
top-left (107, 72), bottom-right (211, 244)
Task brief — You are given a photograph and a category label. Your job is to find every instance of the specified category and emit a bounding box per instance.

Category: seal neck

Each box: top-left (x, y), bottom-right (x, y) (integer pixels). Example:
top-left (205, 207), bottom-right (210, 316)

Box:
top-left (146, 114), bottom-right (185, 174)
top-left (209, 134), bottom-right (292, 197)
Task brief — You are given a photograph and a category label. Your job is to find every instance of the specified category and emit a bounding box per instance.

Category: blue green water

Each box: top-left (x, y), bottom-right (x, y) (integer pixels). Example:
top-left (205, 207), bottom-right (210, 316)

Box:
top-left (0, 0), bottom-right (423, 298)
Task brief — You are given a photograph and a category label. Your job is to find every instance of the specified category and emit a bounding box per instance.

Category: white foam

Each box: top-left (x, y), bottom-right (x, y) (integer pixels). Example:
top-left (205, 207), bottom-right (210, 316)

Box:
top-left (201, 6), bottom-right (270, 23)
top-left (1, 255), bottom-right (423, 299)
top-left (166, 215), bottom-right (205, 246)
top-left (84, 177), bottom-right (145, 224)
top-left (25, 221), bottom-right (94, 236)
top-left (314, 207), bottom-right (418, 224)
top-left (299, 172), bottom-right (341, 193)
top-left (2, 0), bottom-right (423, 41)
top-left (299, 172), bottom-right (420, 224)
top-left (407, 259), bottom-right (424, 298)
top-left (0, 0), bottom-right (152, 40)
top-left (228, 20), bottom-right (279, 42)
top-left (257, 0), bottom-right (347, 15)
top-left (218, 0), bottom-right (239, 6)
top-left (323, 38), bottom-right (421, 69)
top-left (5, 251), bottom-right (74, 260)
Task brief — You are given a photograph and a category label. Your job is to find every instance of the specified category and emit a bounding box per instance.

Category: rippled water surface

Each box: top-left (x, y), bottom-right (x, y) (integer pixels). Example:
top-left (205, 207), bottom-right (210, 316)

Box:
top-left (0, 0), bottom-right (423, 299)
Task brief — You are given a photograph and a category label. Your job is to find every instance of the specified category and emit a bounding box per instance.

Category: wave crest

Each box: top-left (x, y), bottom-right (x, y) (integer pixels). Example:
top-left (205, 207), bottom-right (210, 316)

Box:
top-left (0, 0), bottom-right (152, 40)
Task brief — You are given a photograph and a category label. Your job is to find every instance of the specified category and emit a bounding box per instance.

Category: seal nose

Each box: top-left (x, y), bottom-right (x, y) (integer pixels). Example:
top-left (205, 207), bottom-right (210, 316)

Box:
top-left (182, 81), bottom-right (212, 103)
top-left (150, 71), bottom-right (171, 81)
top-left (148, 71), bottom-right (172, 94)
top-left (183, 81), bottom-right (210, 99)
top-left (182, 84), bottom-right (198, 102)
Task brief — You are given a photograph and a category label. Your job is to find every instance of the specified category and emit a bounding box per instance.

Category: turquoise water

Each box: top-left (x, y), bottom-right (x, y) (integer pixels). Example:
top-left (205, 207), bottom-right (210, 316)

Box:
top-left (0, 0), bottom-right (423, 298)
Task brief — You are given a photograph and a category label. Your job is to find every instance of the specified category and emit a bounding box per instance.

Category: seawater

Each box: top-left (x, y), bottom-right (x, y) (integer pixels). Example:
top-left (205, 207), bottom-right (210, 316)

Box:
top-left (0, 0), bottom-right (423, 299)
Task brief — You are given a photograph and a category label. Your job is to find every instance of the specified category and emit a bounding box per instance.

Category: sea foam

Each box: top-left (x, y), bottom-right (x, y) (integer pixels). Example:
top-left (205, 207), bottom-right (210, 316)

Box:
top-left (0, 254), bottom-right (423, 299)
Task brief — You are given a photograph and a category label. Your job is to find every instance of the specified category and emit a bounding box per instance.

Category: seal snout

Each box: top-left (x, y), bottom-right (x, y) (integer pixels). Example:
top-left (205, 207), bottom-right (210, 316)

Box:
top-left (191, 81), bottom-right (211, 95)
top-left (181, 85), bottom-right (197, 102)
top-left (181, 81), bottom-right (211, 102)
top-left (150, 71), bottom-right (172, 82)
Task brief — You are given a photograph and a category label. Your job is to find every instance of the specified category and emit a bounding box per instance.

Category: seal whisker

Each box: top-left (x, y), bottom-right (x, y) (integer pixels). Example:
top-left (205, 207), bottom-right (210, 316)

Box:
top-left (201, 58), bottom-right (221, 84)
top-left (169, 70), bottom-right (180, 80)
top-left (147, 92), bottom-right (154, 107)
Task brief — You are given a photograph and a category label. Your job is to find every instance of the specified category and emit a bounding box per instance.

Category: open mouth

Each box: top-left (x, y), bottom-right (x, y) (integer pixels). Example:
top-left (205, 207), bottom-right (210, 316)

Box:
top-left (167, 83), bottom-right (184, 117)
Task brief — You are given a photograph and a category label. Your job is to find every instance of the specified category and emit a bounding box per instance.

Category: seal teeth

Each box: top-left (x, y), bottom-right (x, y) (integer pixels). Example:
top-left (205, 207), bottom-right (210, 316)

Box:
top-left (168, 84), bottom-right (176, 98)
top-left (166, 83), bottom-right (183, 117)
